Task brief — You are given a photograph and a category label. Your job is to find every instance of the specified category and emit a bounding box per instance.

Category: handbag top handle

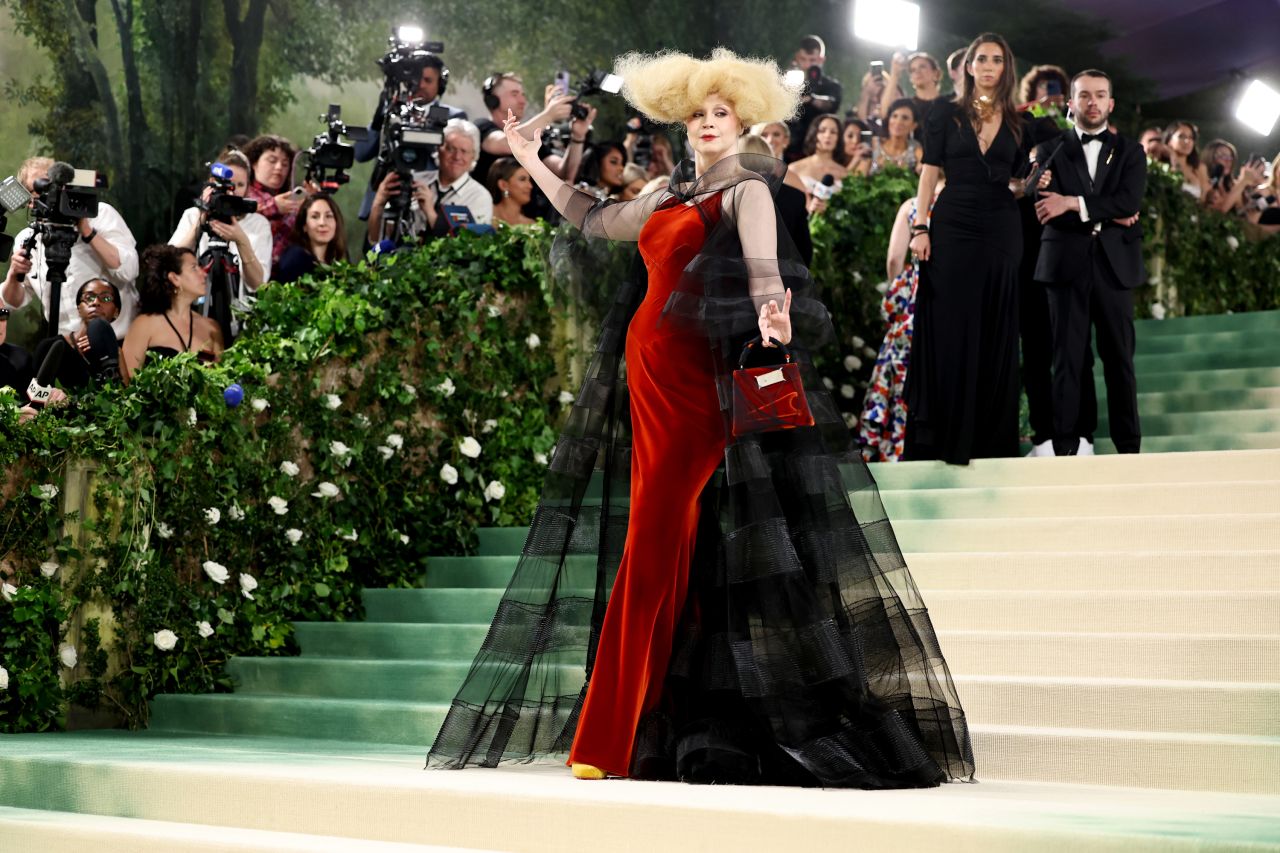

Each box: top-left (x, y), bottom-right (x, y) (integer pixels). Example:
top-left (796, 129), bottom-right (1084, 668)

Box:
top-left (738, 335), bottom-right (792, 370)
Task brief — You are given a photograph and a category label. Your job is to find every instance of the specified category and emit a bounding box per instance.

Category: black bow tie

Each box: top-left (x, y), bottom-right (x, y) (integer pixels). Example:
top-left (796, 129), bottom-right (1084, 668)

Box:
top-left (1080, 131), bottom-right (1110, 145)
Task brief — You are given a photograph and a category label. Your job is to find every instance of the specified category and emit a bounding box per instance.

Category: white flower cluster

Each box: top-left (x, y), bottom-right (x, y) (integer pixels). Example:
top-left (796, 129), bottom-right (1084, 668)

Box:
top-left (279, 461), bottom-right (300, 477)
top-left (324, 394), bottom-right (342, 410)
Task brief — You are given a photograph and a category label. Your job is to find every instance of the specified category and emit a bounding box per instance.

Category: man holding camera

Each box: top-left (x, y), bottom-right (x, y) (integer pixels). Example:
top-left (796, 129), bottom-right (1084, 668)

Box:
top-left (2, 157), bottom-right (139, 338)
top-left (785, 35), bottom-right (842, 162)
top-left (1033, 70), bottom-right (1146, 456)
top-left (367, 118), bottom-right (493, 244)
top-left (473, 73), bottom-right (583, 186)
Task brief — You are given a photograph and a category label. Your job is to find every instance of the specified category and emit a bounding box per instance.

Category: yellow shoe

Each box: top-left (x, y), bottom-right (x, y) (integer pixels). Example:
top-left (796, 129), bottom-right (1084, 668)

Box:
top-left (571, 762), bottom-right (607, 780)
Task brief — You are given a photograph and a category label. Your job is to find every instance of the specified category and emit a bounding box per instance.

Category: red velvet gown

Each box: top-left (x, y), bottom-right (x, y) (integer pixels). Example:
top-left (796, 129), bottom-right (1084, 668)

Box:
top-left (567, 193), bottom-right (727, 775)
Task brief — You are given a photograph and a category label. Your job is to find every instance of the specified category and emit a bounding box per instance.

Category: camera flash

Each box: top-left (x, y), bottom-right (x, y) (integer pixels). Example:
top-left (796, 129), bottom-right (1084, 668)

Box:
top-left (852, 0), bottom-right (920, 51)
top-left (396, 25), bottom-right (424, 44)
top-left (784, 69), bottom-right (805, 89)
top-left (1235, 80), bottom-right (1280, 136)
top-left (600, 74), bottom-right (624, 95)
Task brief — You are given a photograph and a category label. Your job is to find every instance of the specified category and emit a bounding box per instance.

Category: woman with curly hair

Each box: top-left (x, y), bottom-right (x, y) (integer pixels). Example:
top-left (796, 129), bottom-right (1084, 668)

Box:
top-left (428, 48), bottom-right (973, 789)
top-left (120, 245), bottom-right (223, 383)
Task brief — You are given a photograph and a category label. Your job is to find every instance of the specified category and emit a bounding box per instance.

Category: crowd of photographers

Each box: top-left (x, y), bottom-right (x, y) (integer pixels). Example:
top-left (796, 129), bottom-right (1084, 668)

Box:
top-left (2, 30), bottom-right (1278, 425)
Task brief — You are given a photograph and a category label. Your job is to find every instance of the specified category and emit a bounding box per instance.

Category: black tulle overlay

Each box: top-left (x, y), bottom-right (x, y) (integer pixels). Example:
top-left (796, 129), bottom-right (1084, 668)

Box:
top-left (426, 154), bottom-right (975, 787)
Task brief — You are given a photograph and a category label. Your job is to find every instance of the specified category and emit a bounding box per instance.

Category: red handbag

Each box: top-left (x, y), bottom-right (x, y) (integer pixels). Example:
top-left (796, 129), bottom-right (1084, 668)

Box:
top-left (731, 336), bottom-right (816, 437)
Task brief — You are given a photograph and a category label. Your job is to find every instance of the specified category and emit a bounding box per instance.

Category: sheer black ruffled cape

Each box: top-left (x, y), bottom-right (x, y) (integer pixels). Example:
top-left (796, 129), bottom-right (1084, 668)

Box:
top-left (426, 154), bottom-right (974, 787)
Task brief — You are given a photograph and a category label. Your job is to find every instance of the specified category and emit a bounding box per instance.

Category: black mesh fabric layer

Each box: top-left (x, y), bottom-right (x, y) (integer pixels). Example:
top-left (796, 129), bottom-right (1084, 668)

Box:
top-left (427, 155), bottom-right (974, 788)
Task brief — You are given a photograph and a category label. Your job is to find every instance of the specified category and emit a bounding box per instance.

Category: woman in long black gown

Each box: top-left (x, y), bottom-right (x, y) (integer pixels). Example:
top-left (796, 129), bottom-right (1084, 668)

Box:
top-left (904, 33), bottom-right (1036, 465)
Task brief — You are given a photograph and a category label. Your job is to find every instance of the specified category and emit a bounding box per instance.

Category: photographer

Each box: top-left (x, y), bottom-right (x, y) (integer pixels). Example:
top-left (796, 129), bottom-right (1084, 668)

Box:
top-left (354, 50), bottom-right (468, 221)
top-left (1204, 140), bottom-right (1267, 215)
top-left (880, 52), bottom-right (943, 141)
top-left (473, 74), bottom-right (582, 187)
top-left (2, 156), bottom-right (139, 339)
top-left (784, 36), bottom-right (843, 161)
top-left (1139, 127), bottom-right (1169, 162)
top-left (242, 134), bottom-right (309, 263)
top-left (168, 150), bottom-right (271, 293)
top-left (367, 118), bottom-right (492, 244)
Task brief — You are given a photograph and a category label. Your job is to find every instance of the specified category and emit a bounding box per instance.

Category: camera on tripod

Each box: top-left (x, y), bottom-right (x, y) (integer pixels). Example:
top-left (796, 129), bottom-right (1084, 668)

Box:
top-left (303, 104), bottom-right (371, 192)
top-left (196, 162), bottom-right (258, 225)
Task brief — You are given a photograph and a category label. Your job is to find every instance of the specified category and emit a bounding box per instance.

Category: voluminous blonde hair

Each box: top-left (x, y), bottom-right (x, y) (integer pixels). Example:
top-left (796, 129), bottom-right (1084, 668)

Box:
top-left (615, 48), bottom-right (800, 127)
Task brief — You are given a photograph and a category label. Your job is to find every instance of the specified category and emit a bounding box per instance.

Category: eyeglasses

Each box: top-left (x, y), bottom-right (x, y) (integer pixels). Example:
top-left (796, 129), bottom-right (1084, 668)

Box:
top-left (79, 293), bottom-right (116, 305)
top-left (440, 143), bottom-right (473, 157)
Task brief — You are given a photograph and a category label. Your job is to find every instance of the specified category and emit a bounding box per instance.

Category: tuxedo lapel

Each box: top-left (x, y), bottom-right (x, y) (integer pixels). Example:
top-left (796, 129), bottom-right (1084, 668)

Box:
top-left (1092, 136), bottom-right (1119, 193)
top-left (1062, 131), bottom-right (1093, 195)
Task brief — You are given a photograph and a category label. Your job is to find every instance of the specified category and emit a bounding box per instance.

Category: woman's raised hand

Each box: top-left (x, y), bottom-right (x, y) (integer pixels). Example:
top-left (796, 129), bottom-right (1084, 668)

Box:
top-left (758, 288), bottom-right (794, 347)
top-left (503, 109), bottom-right (542, 166)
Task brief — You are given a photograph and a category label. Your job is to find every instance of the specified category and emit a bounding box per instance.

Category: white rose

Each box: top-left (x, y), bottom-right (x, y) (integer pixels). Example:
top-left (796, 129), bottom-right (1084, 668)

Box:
top-left (863, 346), bottom-right (878, 359)
top-left (0, 665), bottom-right (8, 690)
top-left (186, 408), bottom-right (198, 426)
top-left (840, 384), bottom-right (856, 399)
top-left (285, 528), bottom-right (303, 545)
top-left (403, 383), bottom-right (418, 398)
top-left (482, 419), bottom-right (498, 434)
top-left (40, 561), bottom-right (59, 578)
top-left (197, 621), bottom-right (214, 639)
top-left (250, 397), bottom-right (269, 412)
top-left (487, 304), bottom-right (503, 318)
top-left (483, 480), bottom-right (506, 502)
top-left (59, 643), bottom-right (78, 669)
top-left (875, 281), bottom-right (889, 294)
top-left (1226, 235), bottom-right (1239, 250)
top-left (843, 412), bottom-right (859, 429)
top-left (279, 461), bottom-right (300, 477)
top-left (558, 390), bottom-right (575, 406)
top-left (354, 413), bottom-right (371, 428)
top-left (329, 440), bottom-right (350, 457)
top-left (822, 377), bottom-right (835, 390)
top-left (324, 393), bottom-right (342, 410)
top-left (36, 484), bottom-right (59, 501)
top-left (526, 332), bottom-right (541, 349)
top-left (534, 452), bottom-right (549, 466)
top-left (378, 446), bottom-right (394, 460)
top-left (851, 335), bottom-right (866, 349)
top-left (239, 573), bottom-right (258, 600)
top-left (386, 433), bottom-right (403, 450)
top-left (459, 436), bottom-right (482, 458)
top-left (852, 271), bottom-right (863, 283)
top-left (342, 529), bottom-right (358, 542)
top-left (2, 582), bottom-right (16, 602)
top-left (440, 463), bottom-right (459, 485)
top-left (399, 534), bottom-right (411, 545)
top-left (156, 522), bottom-right (174, 539)
top-left (312, 481), bottom-right (340, 499)
top-left (843, 355), bottom-right (857, 371)
top-left (1150, 303), bottom-right (1167, 320)
top-left (204, 507), bottom-right (221, 525)
top-left (203, 561), bottom-right (230, 585)
top-left (153, 629), bottom-right (179, 651)
top-left (267, 496), bottom-right (289, 516)
top-left (227, 503), bottom-right (245, 521)
top-left (434, 377), bottom-right (455, 397)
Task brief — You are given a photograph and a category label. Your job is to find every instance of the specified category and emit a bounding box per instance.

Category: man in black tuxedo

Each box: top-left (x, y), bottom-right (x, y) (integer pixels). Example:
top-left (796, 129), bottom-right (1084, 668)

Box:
top-left (1034, 69), bottom-right (1145, 456)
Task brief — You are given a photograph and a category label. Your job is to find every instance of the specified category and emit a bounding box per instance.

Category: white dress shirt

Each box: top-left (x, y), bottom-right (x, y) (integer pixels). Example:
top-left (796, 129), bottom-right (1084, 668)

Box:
top-left (1075, 126), bottom-right (1106, 225)
top-left (4, 202), bottom-right (139, 337)
top-left (409, 169), bottom-right (494, 233)
top-left (169, 208), bottom-right (274, 291)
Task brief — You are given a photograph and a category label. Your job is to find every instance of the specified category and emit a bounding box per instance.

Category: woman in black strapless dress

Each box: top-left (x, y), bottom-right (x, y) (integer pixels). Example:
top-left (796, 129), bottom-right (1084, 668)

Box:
top-left (120, 245), bottom-right (224, 383)
top-left (904, 33), bottom-right (1038, 465)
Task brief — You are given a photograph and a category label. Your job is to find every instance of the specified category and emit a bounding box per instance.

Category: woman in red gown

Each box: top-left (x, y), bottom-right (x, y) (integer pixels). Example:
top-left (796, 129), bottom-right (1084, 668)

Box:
top-left (428, 49), bottom-right (973, 788)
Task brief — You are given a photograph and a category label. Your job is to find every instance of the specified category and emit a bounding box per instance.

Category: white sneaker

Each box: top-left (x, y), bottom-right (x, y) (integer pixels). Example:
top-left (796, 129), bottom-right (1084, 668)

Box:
top-left (1026, 439), bottom-right (1055, 457)
top-left (1077, 438), bottom-right (1095, 456)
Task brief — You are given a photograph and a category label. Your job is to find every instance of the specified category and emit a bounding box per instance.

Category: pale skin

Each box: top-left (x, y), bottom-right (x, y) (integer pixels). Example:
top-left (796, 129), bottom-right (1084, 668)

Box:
top-left (3, 166), bottom-right (123, 304)
top-left (121, 252), bottom-right (224, 384)
top-left (253, 148), bottom-right (306, 216)
top-left (853, 106), bottom-right (917, 177)
top-left (791, 116), bottom-right (849, 189)
top-left (302, 198), bottom-right (340, 259)
top-left (367, 129), bottom-right (475, 242)
top-left (880, 53), bottom-right (941, 118)
top-left (169, 163), bottom-right (265, 290)
top-left (1166, 124), bottom-right (1211, 200)
top-left (1035, 75), bottom-right (1139, 228)
top-left (759, 122), bottom-right (809, 194)
top-left (886, 179), bottom-right (945, 280)
top-left (502, 95), bottom-right (794, 353)
top-left (480, 79), bottom-right (583, 181)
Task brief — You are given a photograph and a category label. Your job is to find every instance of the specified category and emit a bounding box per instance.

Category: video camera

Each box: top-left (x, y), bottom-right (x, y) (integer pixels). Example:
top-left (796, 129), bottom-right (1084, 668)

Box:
top-left (196, 162), bottom-right (258, 225)
top-left (8, 162), bottom-right (106, 329)
top-left (569, 69), bottom-right (624, 121)
top-left (302, 104), bottom-right (370, 192)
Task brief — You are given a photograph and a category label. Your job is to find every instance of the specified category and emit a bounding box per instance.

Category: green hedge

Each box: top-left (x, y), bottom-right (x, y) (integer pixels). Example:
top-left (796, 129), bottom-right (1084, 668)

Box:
top-left (0, 226), bottom-right (563, 732)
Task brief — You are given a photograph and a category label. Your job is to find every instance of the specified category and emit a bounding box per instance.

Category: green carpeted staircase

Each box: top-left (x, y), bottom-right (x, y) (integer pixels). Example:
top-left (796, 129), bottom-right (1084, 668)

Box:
top-left (3, 309), bottom-right (1279, 851)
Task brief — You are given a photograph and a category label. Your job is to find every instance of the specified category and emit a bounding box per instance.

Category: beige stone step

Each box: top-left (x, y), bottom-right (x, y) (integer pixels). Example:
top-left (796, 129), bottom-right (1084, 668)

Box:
top-left (905, 551), bottom-right (1280, 591)
top-left (893, 514), bottom-right (1280, 553)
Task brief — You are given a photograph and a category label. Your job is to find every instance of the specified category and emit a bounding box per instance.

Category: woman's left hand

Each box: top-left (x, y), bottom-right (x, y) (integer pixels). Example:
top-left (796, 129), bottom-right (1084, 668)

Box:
top-left (758, 288), bottom-right (793, 347)
top-left (209, 218), bottom-right (248, 248)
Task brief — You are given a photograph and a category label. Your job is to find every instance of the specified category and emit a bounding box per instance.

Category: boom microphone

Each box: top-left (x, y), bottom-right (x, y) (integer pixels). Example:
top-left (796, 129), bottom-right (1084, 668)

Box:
top-left (46, 162), bottom-right (76, 185)
top-left (26, 338), bottom-right (67, 409)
